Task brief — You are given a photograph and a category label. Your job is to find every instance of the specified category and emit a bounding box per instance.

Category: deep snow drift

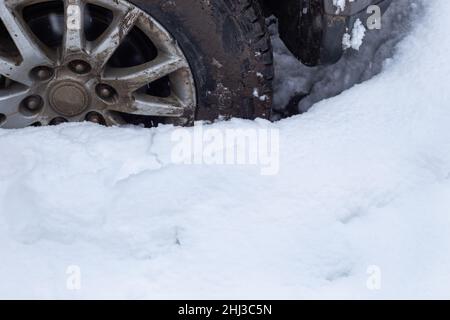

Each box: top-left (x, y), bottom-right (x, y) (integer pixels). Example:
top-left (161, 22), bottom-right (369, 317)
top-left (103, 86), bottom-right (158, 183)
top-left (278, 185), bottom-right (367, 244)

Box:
top-left (1, 0), bottom-right (450, 299)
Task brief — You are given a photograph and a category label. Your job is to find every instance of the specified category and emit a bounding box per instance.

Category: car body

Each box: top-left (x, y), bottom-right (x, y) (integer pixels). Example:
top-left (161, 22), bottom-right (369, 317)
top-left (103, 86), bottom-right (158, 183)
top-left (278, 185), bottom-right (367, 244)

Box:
top-left (262, 0), bottom-right (393, 65)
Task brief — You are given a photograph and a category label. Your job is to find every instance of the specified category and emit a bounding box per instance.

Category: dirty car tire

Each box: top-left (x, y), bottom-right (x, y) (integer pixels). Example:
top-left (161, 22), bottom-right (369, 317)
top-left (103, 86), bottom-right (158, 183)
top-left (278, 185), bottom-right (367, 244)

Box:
top-left (129, 0), bottom-right (274, 122)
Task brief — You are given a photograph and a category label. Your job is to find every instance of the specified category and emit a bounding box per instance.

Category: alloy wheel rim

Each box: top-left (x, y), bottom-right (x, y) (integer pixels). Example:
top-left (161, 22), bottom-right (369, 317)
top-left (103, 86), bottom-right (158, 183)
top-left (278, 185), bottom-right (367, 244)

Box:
top-left (0, 0), bottom-right (196, 128)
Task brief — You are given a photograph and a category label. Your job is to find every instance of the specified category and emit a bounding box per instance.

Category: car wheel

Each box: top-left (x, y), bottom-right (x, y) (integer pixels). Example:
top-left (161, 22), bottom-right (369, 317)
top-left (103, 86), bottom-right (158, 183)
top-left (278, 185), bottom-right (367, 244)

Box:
top-left (0, 0), bottom-right (273, 128)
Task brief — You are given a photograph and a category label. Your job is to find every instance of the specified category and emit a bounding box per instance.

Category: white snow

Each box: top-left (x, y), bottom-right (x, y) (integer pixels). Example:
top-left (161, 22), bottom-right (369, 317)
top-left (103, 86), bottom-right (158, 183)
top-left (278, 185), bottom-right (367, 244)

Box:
top-left (272, 0), bottom-right (424, 115)
top-left (333, 0), bottom-right (348, 13)
top-left (342, 19), bottom-right (367, 51)
top-left (1, 0), bottom-right (450, 299)
top-left (253, 88), bottom-right (269, 102)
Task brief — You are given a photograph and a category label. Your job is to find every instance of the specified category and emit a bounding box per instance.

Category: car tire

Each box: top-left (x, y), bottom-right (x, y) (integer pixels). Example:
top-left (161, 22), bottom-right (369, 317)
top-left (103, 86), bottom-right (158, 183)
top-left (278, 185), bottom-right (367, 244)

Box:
top-left (129, 0), bottom-right (274, 122)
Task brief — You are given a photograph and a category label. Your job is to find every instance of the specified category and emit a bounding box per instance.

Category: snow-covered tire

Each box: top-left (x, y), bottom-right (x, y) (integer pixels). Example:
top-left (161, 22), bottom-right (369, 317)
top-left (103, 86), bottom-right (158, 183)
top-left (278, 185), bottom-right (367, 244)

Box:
top-left (129, 0), bottom-right (274, 121)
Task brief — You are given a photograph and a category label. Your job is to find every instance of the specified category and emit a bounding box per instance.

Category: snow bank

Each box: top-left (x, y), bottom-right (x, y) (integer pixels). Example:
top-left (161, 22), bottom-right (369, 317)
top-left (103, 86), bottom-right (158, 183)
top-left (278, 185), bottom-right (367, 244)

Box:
top-left (1, 0), bottom-right (450, 299)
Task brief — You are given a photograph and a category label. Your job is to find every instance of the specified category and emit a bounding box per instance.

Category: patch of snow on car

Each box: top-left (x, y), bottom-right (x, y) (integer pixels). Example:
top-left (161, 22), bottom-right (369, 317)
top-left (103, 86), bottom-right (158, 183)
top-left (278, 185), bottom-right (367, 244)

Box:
top-left (333, 0), bottom-right (347, 13)
top-left (342, 19), bottom-right (367, 50)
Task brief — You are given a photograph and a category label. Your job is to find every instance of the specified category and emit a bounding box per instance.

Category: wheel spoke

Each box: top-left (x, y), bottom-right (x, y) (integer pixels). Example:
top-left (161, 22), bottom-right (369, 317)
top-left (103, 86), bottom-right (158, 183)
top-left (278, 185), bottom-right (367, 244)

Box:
top-left (102, 112), bottom-right (124, 126)
top-left (0, 85), bottom-right (29, 115)
top-left (63, 0), bottom-right (86, 57)
top-left (103, 55), bottom-right (187, 93)
top-left (0, 58), bottom-right (25, 85)
top-left (110, 94), bottom-right (186, 117)
top-left (0, 0), bottom-right (52, 85)
top-left (0, 85), bottom-right (38, 128)
top-left (1, 112), bottom-right (40, 128)
top-left (90, 7), bottom-right (141, 70)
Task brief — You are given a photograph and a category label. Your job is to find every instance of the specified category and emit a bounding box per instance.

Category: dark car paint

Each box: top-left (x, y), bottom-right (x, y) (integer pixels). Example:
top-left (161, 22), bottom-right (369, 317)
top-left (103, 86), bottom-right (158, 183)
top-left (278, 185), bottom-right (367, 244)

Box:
top-left (262, 0), bottom-right (392, 66)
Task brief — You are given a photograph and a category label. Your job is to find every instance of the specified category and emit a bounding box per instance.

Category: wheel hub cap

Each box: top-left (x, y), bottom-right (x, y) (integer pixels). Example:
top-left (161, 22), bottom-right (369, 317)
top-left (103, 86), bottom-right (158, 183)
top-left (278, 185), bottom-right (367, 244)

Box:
top-left (49, 82), bottom-right (89, 117)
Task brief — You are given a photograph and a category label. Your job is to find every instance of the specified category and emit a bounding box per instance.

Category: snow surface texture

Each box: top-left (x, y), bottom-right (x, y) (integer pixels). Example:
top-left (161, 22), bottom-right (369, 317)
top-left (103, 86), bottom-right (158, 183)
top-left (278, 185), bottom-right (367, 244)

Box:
top-left (1, 0), bottom-right (450, 299)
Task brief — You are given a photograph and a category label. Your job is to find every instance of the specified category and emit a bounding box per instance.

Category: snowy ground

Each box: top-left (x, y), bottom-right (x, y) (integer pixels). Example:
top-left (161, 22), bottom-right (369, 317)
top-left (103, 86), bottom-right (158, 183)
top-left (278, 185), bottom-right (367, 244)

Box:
top-left (1, 0), bottom-right (450, 299)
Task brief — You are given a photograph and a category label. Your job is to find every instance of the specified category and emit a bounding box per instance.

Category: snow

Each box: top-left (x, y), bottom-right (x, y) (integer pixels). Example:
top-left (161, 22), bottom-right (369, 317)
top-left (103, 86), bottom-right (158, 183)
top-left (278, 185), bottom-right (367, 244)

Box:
top-left (333, 0), bottom-right (348, 13)
top-left (1, 0), bottom-right (450, 299)
top-left (342, 19), bottom-right (367, 51)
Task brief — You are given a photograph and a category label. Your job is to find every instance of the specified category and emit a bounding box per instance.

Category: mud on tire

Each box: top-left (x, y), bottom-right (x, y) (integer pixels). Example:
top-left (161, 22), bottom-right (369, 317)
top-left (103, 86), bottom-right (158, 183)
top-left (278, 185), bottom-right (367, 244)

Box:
top-left (130, 0), bottom-right (274, 122)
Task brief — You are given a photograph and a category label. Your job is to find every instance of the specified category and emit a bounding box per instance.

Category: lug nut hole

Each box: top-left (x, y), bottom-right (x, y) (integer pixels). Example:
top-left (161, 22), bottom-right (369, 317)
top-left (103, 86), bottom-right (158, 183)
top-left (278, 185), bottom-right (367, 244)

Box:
top-left (0, 113), bottom-right (6, 125)
top-left (50, 117), bottom-right (68, 126)
top-left (86, 112), bottom-right (106, 125)
top-left (69, 60), bottom-right (92, 74)
top-left (96, 84), bottom-right (118, 103)
top-left (31, 66), bottom-right (53, 81)
top-left (20, 95), bottom-right (44, 116)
